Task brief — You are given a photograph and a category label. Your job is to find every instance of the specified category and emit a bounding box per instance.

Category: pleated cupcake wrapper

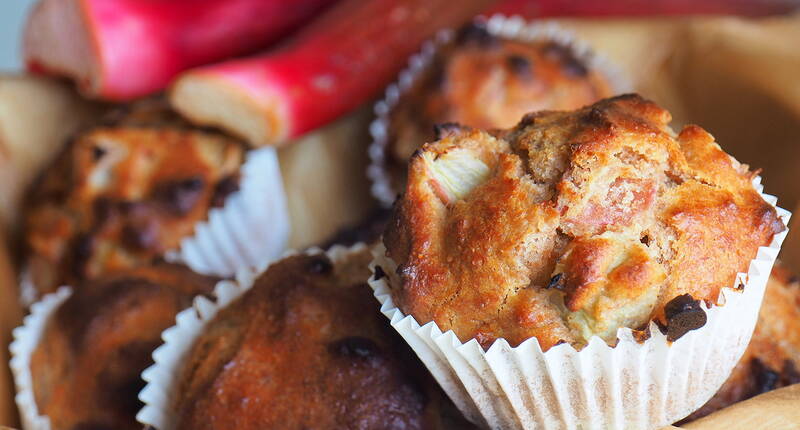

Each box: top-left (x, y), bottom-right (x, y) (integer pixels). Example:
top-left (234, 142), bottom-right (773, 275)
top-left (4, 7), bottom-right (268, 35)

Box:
top-left (18, 145), bottom-right (290, 307)
top-left (9, 286), bottom-right (73, 430)
top-left (368, 181), bottom-right (789, 430)
top-left (367, 14), bottom-right (632, 207)
top-left (136, 243), bottom-right (367, 430)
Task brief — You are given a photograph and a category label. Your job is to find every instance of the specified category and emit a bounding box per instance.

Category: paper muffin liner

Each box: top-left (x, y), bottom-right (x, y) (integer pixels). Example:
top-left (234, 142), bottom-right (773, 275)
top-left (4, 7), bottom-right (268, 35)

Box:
top-left (9, 286), bottom-right (73, 430)
top-left (19, 145), bottom-right (290, 307)
top-left (368, 180), bottom-right (789, 429)
top-left (367, 14), bottom-right (632, 207)
top-left (136, 243), bottom-right (367, 430)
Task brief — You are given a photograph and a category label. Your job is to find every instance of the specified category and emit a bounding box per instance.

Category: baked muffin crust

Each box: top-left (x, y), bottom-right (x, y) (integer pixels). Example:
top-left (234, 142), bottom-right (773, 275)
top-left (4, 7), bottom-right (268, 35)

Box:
top-left (384, 94), bottom-right (784, 350)
top-left (173, 249), bottom-right (443, 429)
top-left (29, 263), bottom-right (218, 430)
top-left (23, 103), bottom-right (246, 297)
top-left (384, 22), bottom-right (614, 194)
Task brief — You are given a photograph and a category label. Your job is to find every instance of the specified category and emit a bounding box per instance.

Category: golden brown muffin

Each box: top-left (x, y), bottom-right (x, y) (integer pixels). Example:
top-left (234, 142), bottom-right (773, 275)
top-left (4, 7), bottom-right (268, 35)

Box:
top-left (22, 102), bottom-right (246, 298)
top-left (383, 22), bottom-right (614, 196)
top-left (173, 249), bottom-right (445, 430)
top-left (29, 263), bottom-right (218, 430)
top-left (683, 263), bottom-right (800, 422)
top-left (383, 94), bottom-right (784, 351)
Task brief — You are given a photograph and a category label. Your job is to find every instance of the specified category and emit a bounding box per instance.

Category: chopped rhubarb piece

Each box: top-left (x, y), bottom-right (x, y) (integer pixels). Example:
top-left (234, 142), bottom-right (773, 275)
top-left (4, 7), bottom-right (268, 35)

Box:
top-left (170, 0), bottom-right (493, 146)
top-left (24, 0), bottom-right (336, 100)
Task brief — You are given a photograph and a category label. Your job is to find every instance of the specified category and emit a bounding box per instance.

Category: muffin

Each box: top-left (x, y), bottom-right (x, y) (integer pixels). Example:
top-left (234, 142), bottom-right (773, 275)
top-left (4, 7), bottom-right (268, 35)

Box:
top-left (372, 20), bottom-right (617, 205)
top-left (167, 248), bottom-right (445, 429)
top-left (684, 263), bottom-right (800, 422)
top-left (27, 263), bottom-right (218, 430)
top-left (373, 94), bottom-right (787, 429)
top-left (22, 103), bottom-right (246, 298)
top-left (384, 94), bottom-right (784, 350)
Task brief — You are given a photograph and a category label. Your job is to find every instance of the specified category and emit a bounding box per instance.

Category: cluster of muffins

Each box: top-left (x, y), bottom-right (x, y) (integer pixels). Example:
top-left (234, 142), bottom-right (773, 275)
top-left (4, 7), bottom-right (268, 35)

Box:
top-left (9, 16), bottom-right (793, 430)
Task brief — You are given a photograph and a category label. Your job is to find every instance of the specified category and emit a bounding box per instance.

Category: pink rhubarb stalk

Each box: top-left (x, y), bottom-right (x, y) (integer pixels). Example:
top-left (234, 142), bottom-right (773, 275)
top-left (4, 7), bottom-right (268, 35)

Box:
top-left (169, 0), bottom-right (493, 147)
top-left (25, 0), bottom-right (336, 100)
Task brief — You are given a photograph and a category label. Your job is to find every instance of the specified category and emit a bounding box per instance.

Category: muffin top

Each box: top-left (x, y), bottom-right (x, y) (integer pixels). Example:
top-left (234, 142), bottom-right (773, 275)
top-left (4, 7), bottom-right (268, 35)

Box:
top-left (30, 263), bottom-right (218, 430)
top-left (23, 102), bottom-right (246, 297)
top-left (173, 249), bottom-right (443, 430)
top-left (685, 263), bottom-right (800, 422)
top-left (383, 22), bottom-right (614, 195)
top-left (383, 94), bottom-right (784, 351)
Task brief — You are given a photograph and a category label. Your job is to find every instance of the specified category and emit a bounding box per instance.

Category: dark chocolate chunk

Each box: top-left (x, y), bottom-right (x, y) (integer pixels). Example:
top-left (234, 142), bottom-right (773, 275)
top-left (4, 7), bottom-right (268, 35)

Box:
top-left (122, 220), bottom-right (159, 251)
top-left (155, 176), bottom-right (205, 216)
top-left (640, 235), bottom-right (651, 246)
top-left (543, 42), bottom-right (588, 77)
top-left (373, 265), bottom-right (387, 281)
top-left (91, 145), bottom-right (107, 161)
top-left (546, 273), bottom-right (564, 290)
top-left (329, 336), bottom-right (380, 360)
top-left (457, 22), bottom-right (497, 47)
top-left (782, 360), bottom-right (800, 385)
top-left (664, 294), bottom-right (707, 341)
top-left (751, 358), bottom-right (780, 394)
top-left (507, 54), bottom-right (533, 79)
top-left (307, 255), bottom-right (333, 275)
top-left (211, 174), bottom-right (240, 208)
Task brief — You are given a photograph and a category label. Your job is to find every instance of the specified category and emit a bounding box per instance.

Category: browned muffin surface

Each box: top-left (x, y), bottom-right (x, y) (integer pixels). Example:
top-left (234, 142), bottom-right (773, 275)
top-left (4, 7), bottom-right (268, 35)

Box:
top-left (30, 263), bottom-right (218, 430)
top-left (385, 23), bottom-right (614, 193)
top-left (174, 249), bottom-right (443, 430)
top-left (684, 263), bottom-right (800, 422)
top-left (23, 103), bottom-right (245, 297)
top-left (384, 94), bottom-right (783, 351)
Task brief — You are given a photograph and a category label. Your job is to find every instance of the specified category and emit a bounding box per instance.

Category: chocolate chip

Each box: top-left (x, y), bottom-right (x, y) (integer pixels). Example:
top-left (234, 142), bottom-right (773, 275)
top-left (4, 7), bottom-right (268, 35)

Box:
top-left (122, 220), bottom-right (159, 251)
top-left (457, 22), bottom-right (497, 47)
top-left (640, 235), bottom-right (651, 246)
top-left (752, 358), bottom-right (780, 394)
top-left (546, 273), bottom-right (564, 290)
top-left (373, 265), bottom-right (387, 281)
top-left (664, 294), bottom-right (707, 341)
top-left (307, 256), bottom-right (333, 274)
top-left (211, 174), bottom-right (240, 208)
top-left (91, 145), bottom-right (106, 161)
top-left (507, 54), bottom-right (533, 79)
top-left (543, 42), bottom-right (588, 78)
top-left (155, 176), bottom-right (205, 216)
top-left (782, 360), bottom-right (800, 385)
top-left (329, 336), bottom-right (380, 360)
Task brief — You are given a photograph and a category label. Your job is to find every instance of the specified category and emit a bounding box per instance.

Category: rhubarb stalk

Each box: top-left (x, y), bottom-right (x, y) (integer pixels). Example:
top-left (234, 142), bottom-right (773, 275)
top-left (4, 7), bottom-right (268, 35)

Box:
top-left (25, 0), bottom-right (336, 100)
top-left (170, 0), bottom-right (493, 147)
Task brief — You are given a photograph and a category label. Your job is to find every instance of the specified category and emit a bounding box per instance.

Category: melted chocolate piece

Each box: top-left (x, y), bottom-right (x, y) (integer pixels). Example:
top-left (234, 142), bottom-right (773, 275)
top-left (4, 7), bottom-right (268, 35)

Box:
top-left (664, 294), bottom-right (707, 341)
top-left (329, 336), bottom-right (380, 360)
top-left (91, 145), bottom-right (107, 161)
top-left (155, 176), bottom-right (205, 216)
top-left (751, 358), bottom-right (780, 394)
top-left (211, 174), bottom-right (240, 208)
top-left (543, 42), bottom-right (588, 77)
top-left (307, 256), bottom-right (333, 275)
top-left (546, 273), bottom-right (564, 290)
top-left (457, 22), bottom-right (497, 47)
top-left (507, 54), bottom-right (533, 79)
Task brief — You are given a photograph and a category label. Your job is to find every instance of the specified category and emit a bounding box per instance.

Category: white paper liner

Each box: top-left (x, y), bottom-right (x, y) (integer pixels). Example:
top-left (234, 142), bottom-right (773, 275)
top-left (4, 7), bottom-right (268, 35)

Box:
top-left (136, 243), bottom-right (367, 430)
top-left (368, 181), bottom-right (789, 430)
top-left (367, 14), bottom-right (632, 207)
top-left (19, 145), bottom-right (290, 308)
top-left (9, 286), bottom-right (72, 430)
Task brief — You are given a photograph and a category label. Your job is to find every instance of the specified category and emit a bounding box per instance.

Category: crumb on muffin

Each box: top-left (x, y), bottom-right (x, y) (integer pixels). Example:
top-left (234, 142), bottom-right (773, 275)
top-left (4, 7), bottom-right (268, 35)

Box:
top-left (384, 94), bottom-right (784, 351)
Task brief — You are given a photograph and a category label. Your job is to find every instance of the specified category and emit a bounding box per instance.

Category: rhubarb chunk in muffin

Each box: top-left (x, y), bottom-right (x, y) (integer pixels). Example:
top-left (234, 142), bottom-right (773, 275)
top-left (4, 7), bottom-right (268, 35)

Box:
top-left (383, 94), bottom-right (784, 350)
